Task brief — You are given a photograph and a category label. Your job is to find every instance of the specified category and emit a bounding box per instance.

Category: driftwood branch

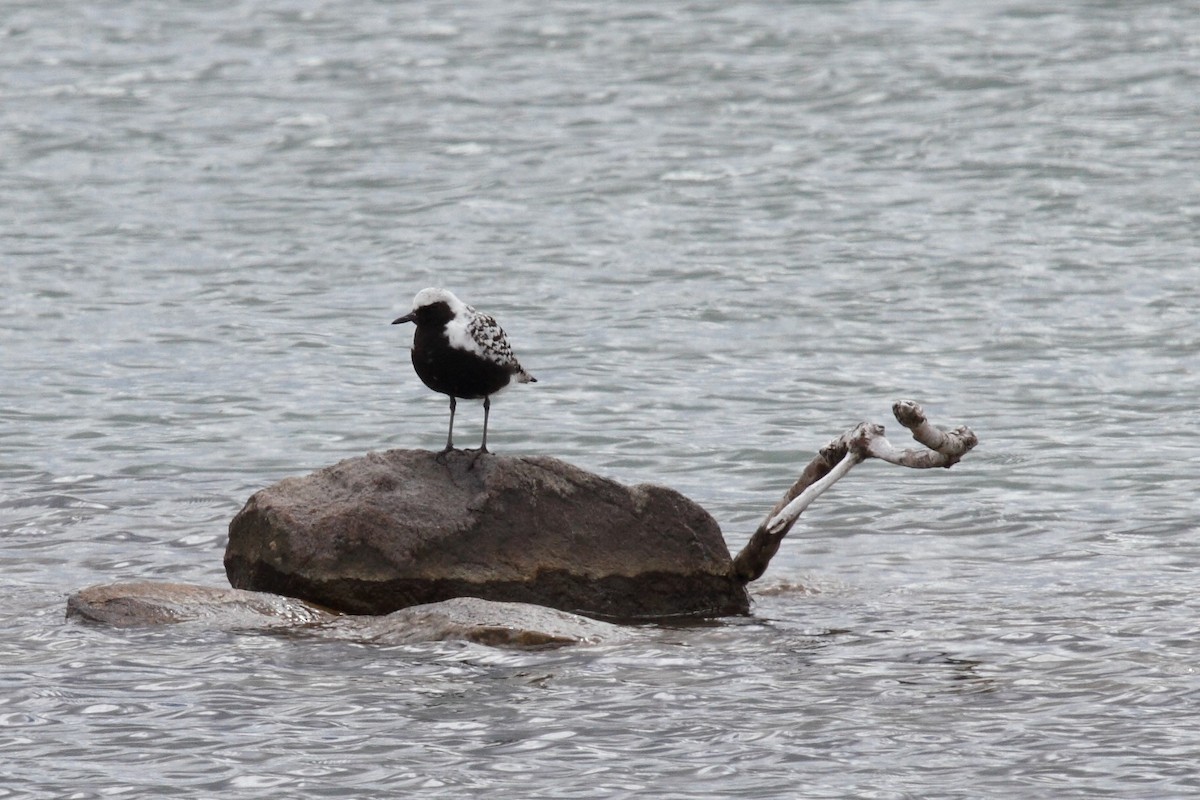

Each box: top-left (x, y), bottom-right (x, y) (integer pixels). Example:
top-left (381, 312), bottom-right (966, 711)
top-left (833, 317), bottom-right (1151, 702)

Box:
top-left (732, 400), bottom-right (978, 585)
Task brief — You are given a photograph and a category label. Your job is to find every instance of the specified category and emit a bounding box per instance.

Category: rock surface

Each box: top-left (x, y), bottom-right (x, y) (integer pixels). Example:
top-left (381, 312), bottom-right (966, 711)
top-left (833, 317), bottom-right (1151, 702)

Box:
top-left (224, 449), bottom-right (749, 620)
top-left (340, 596), bottom-right (625, 648)
top-left (66, 582), bottom-right (623, 648)
top-left (66, 581), bottom-right (333, 628)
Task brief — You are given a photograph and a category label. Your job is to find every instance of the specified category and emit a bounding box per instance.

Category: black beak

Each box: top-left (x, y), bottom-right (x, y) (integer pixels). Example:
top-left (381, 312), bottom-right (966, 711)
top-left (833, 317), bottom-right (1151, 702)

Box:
top-left (392, 312), bottom-right (415, 325)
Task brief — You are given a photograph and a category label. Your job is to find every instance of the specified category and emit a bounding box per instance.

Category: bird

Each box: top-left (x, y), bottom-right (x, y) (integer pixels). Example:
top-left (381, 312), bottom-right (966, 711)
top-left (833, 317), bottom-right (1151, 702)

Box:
top-left (392, 288), bottom-right (536, 456)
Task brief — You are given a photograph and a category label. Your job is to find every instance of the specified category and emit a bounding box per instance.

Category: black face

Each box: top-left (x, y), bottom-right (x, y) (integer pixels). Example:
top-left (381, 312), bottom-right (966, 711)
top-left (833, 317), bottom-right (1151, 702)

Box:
top-left (393, 301), bottom-right (454, 328)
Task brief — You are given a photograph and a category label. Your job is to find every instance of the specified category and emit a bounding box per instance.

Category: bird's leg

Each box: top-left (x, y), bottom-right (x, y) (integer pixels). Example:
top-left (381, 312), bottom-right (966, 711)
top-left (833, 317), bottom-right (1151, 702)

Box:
top-left (468, 396), bottom-right (491, 469)
top-left (440, 396), bottom-right (456, 454)
top-left (479, 395), bottom-right (491, 454)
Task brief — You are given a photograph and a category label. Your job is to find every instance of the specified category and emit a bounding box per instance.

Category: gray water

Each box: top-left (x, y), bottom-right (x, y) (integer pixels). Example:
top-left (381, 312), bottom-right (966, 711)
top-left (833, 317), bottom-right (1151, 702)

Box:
top-left (3, 0), bottom-right (1199, 796)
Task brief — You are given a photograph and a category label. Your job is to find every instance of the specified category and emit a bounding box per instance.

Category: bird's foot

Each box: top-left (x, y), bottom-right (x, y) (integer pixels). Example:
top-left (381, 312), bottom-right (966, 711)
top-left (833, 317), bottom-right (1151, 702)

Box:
top-left (435, 445), bottom-right (456, 463)
top-left (467, 447), bottom-right (490, 470)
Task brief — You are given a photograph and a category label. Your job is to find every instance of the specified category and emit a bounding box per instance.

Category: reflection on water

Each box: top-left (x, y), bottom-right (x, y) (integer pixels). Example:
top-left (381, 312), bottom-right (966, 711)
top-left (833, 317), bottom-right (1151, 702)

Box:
top-left (3, 0), bottom-right (1199, 796)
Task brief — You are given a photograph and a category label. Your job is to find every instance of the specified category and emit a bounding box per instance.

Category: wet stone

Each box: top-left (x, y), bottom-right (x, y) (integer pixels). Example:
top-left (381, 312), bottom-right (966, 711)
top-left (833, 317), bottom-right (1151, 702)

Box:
top-left (66, 582), bottom-right (625, 648)
top-left (223, 449), bottom-right (750, 620)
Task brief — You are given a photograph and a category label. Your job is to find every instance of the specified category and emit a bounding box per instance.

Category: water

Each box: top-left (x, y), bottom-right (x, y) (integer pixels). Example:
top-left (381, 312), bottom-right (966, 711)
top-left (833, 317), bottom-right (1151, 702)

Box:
top-left (3, 0), bottom-right (1199, 796)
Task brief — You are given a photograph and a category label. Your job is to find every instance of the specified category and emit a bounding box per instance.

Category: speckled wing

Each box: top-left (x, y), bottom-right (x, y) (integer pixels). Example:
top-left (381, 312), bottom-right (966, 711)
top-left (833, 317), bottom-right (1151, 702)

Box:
top-left (466, 308), bottom-right (535, 382)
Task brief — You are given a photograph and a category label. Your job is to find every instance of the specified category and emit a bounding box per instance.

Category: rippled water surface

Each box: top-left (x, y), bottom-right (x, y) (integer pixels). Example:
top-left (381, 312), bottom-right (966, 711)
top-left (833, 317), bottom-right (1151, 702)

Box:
top-left (3, 1), bottom-right (1199, 797)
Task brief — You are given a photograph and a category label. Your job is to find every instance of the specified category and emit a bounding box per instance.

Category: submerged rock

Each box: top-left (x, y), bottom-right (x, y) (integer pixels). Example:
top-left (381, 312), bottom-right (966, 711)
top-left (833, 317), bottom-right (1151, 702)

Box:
top-left (66, 581), bottom-right (333, 628)
top-left (224, 449), bottom-right (749, 620)
top-left (66, 582), bottom-right (622, 648)
top-left (340, 596), bottom-right (625, 648)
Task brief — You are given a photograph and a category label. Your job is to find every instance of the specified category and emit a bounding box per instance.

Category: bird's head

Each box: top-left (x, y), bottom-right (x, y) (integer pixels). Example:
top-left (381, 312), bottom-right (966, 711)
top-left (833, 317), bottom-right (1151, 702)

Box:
top-left (392, 287), bottom-right (464, 326)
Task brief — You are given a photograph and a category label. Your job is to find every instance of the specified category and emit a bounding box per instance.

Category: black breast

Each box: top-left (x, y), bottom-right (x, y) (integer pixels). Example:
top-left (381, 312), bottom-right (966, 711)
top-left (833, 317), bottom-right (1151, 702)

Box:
top-left (411, 325), bottom-right (514, 399)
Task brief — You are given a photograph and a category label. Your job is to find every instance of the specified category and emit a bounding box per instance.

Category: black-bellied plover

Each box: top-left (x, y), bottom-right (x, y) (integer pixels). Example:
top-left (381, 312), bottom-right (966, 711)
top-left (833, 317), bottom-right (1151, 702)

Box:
top-left (392, 288), bottom-right (536, 455)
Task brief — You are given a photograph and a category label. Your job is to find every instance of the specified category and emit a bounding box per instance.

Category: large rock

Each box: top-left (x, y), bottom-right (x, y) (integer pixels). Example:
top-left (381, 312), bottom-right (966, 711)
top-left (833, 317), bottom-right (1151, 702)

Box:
top-left (224, 449), bottom-right (749, 620)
